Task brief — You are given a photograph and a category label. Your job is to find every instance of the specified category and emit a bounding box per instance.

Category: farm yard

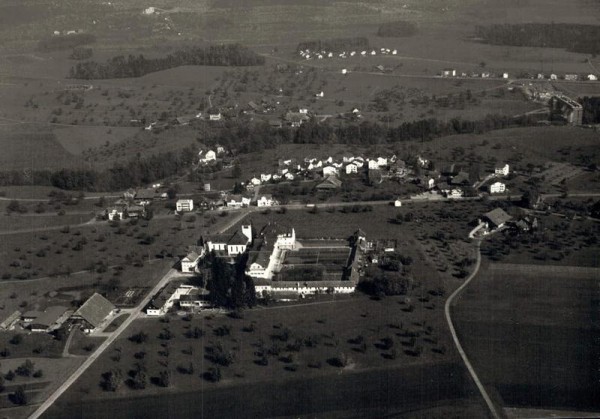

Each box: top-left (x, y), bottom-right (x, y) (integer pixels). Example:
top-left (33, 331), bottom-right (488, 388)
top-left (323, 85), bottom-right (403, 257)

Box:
top-left (453, 262), bottom-right (600, 412)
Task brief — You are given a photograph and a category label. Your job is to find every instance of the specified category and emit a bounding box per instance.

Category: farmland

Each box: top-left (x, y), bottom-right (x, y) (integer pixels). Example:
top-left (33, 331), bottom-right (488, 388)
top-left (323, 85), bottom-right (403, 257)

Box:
top-left (453, 262), bottom-right (600, 411)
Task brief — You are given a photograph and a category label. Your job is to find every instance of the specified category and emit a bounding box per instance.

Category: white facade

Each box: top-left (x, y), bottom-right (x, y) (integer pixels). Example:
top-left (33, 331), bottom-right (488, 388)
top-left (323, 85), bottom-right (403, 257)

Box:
top-left (260, 173), bottom-right (272, 182)
top-left (202, 150), bottom-right (216, 162)
top-left (250, 177), bottom-right (261, 186)
top-left (227, 244), bottom-right (247, 256)
top-left (394, 199), bottom-right (402, 207)
top-left (587, 74), bottom-right (598, 81)
top-left (448, 188), bottom-right (463, 199)
top-left (107, 209), bottom-right (124, 221)
top-left (368, 160), bottom-right (379, 170)
top-left (176, 199), bottom-right (194, 212)
top-left (489, 182), bottom-right (506, 194)
top-left (495, 164), bottom-right (510, 176)
top-left (209, 113), bottom-right (222, 121)
top-left (257, 196), bottom-right (275, 207)
top-left (346, 163), bottom-right (358, 174)
top-left (377, 157), bottom-right (388, 167)
top-left (323, 166), bottom-right (338, 176)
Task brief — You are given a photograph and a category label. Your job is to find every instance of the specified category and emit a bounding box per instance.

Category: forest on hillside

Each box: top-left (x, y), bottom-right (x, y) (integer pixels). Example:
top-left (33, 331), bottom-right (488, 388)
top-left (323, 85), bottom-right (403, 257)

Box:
top-left (475, 23), bottom-right (600, 55)
top-left (69, 44), bottom-right (265, 79)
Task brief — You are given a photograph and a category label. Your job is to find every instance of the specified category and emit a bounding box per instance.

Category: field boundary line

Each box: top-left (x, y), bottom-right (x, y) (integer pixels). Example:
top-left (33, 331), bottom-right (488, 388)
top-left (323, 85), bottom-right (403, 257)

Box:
top-left (444, 240), bottom-right (502, 419)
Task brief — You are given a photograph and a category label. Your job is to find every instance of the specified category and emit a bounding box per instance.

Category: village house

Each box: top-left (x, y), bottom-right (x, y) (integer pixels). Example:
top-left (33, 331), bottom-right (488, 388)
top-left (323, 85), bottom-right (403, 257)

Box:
top-left (421, 177), bottom-right (435, 189)
top-left (447, 188), bottom-right (463, 199)
top-left (494, 163), bottom-right (510, 176)
top-left (260, 173), bottom-right (272, 182)
top-left (564, 74), bottom-right (578, 81)
top-left (316, 175), bottom-right (342, 190)
top-left (205, 225), bottom-right (253, 256)
top-left (284, 173), bottom-right (295, 180)
top-left (71, 293), bottom-right (115, 333)
top-left (209, 112), bottom-right (222, 121)
top-left (368, 159), bottom-right (379, 170)
top-left (176, 199), bottom-right (194, 212)
top-left (181, 250), bottom-right (203, 273)
top-left (106, 208), bottom-right (124, 221)
top-left (489, 181), bottom-right (506, 194)
top-left (323, 166), bottom-right (338, 177)
top-left (257, 194), bottom-right (276, 207)
top-left (226, 195), bottom-right (251, 208)
top-left (250, 177), bottom-right (261, 186)
top-left (346, 163), bottom-right (359, 174)
top-left (587, 74), bottom-right (598, 81)
top-left (442, 69), bottom-right (456, 77)
top-left (394, 199), bottom-right (402, 207)
top-left (147, 284), bottom-right (201, 316)
top-left (481, 208), bottom-right (512, 230)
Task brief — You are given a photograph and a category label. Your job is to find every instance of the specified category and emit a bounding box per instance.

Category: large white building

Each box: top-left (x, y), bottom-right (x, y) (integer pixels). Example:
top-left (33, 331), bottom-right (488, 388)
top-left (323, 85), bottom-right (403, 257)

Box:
top-left (176, 199), bottom-right (194, 212)
top-left (489, 181), bottom-right (506, 194)
top-left (205, 225), bottom-right (252, 256)
top-left (181, 250), bottom-right (204, 273)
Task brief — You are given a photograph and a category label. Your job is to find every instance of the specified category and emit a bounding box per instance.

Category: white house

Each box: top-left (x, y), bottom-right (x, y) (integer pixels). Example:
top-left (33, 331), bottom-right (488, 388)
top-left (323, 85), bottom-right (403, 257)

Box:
top-left (587, 74), bottom-right (598, 81)
top-left (394, 199), bottom-right (402, 207)
top-left (257, 194), bottom-right (276, 207)
top-left (489, 182), bottom-right (506, 194)
top-left (323, 166), bottom-right (338, 176)
top-left (181, 250), bottom-right (203, 273)
top-left (377, 157), bottom-right (388, 167)
top-left (448, 188), bottom-right (463, 199)
top-left (284, 173), bottom-right (295, 180)
top-left (260, 173), bottom-right (272, 182)
top-left (176, 199), bottom-right (194, 212)
top-left (205, 225), bottom-right (252, 256)
top-left (494, 163), bottom-right (510, 176)
top-left (502, 73), bottom-right (509, 79)
top-left (226, 195), bottom-right (251, 208)
top-left (315, 91), bottom-right (324, 98)
top-left (346, 163), bottom-right (358, 174)
top-left (417, 156), bottom-right (429, 167)
top-left (201, 150), bottom-right (217, 162)
top-left (107, 208), bottom-right (124, 221)
top-left (250, 177), bottom-right (261, 186)
top-left (209, 112), bottom-right (222, 121)
top-left (423, 177), bottom-right (435, 189)
top-left (550, 74), bottom-right (558, 80)
top-left (368, 160), bottom-right (379, 170)
top-left (442, 69), bottom-right (456, 77)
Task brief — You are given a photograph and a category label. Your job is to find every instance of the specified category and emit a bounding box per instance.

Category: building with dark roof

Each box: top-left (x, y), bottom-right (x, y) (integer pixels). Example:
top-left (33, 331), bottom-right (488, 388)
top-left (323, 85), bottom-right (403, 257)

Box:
top-left (205, 225), bottom-right (253, 256)
top-left (72, 293), bottom-right (115, 333)
top-left (316, 175), bottom-right (342, 190)
top-left (29, 306), bottom-right (70, 333)
top-left (483, 208), bottom-right (512, 229)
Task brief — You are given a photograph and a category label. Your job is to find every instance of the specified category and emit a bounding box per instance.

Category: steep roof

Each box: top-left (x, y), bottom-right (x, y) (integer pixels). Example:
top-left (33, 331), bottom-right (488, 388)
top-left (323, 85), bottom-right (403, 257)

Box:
top-left (182, 251), bottom-right (200, 262)
top-left (484, 208), bottom-right (512, 227)
top-left (74, 293), bottom-right (115, 328)
top-left (316, 175), bottom-right (342, 189)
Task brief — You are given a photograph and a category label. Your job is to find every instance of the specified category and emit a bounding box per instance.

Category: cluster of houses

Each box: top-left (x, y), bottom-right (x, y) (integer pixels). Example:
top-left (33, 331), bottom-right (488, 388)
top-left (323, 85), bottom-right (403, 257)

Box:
top-left (441, 68), bottom-right (598, 82)
top-left (298, 47), bottom-right (398, 60)
top-left (0, 293), bottom-right (116, 335)
top-left (416, 158), bottom-right (510, 198)
top-left (478, 207), bottom-right (538, 235)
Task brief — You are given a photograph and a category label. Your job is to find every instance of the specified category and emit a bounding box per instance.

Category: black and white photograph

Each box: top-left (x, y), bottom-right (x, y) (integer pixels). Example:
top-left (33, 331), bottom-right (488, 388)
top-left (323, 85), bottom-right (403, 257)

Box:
top-left (0, 0), bottom-right (599, 418)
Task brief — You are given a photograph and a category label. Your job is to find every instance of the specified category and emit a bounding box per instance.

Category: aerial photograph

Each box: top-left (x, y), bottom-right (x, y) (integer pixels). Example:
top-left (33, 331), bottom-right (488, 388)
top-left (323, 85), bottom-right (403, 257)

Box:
top-left (0, 0), bottom-right (598, 418)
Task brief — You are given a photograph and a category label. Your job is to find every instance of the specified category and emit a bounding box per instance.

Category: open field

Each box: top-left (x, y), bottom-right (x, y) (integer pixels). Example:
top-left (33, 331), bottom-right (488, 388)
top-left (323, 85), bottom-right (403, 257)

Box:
top-left (44, 291), bottom-right (485, 418)
top-left (453, 262), bottom-right (600, 411)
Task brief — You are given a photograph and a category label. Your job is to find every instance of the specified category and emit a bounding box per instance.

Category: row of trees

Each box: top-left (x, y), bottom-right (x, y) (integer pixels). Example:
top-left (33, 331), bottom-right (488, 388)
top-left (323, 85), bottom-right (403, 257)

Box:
top-left (0, 146), bottom-right (196, 191)
top-left (69, 44), bottom-right (265, 79)
top-left (206, 253), bottom-right (257, 309)
top-left (212, 113), bottom-right (538, 154)
top-left (581, 96), bottom-right (600, 124)
top-left (475, 23), bottom-right (600, 55)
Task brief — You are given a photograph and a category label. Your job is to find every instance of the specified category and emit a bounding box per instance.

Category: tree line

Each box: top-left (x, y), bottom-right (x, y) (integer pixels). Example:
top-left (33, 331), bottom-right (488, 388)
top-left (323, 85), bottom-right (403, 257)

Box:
top-left (38, 33), bottom-right (96, 52)
top-left (581, 96), bottom-right (600, 124)
top-left (475, 23), bottom-right (600, 55)
top-left (0, 146), bottom-right (196, 192)
top-left (69, 44), bottom-right (265, 79)
top-left (211, 113), bottom-right (538, 154)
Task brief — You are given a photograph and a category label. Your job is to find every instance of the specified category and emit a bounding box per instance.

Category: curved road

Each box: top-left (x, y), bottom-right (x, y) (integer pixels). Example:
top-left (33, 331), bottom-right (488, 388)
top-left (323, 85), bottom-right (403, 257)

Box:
top-left (444, 239), bottom-right (502, 419)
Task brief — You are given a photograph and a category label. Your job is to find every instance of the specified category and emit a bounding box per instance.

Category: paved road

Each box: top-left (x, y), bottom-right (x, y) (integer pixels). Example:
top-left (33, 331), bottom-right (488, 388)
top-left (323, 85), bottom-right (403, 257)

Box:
top-left (444, 240), bottom-right (502, 419)
top-left (28, 267), bottom-right (180, 419)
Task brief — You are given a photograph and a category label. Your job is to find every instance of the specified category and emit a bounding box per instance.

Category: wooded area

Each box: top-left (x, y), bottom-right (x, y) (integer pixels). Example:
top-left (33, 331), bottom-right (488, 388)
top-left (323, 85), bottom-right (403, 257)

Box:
top-left (69, 44), bottom-right (265, 79)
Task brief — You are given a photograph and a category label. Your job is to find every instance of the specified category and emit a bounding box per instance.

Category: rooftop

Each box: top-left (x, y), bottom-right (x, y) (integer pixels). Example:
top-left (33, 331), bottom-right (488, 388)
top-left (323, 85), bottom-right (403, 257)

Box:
top-left (74, 293), bottom-right (115, 328)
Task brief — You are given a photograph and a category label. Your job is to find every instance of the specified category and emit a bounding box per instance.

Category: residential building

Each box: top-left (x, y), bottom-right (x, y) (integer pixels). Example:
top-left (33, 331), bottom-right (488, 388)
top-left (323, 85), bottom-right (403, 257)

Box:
top-left (257, 194), bottom-right (276, 207)
top-left (346, 163), bottom-right (358, 174)
top-left (71, 293), bottom-right (115, 333)
top-left (179, 289), bottom-right (211, 309)
top-left (564, 74), bottom-right (578, 81)
top-left (494, 163), bottom-right (510, 176)
top-left (176, 199), bottom-right (194, 212)
top-left (181, 250), bottom-right (203, 273)
top-left (368, 160), bottom-right (379, 170)
top-left (448, 188), bottom-right (463, 199)
top-left (489, 182), bottom-right (506, 194)
top-left (394, 199), bottom-right (402, 207)
top-left (260, 173), bottom-right (272, 182)
top-left (226, 195), bottom-right (251, 208)
top-left (209, 112), bottom-right (222, 121)
top-left (482, 208), bottom-right (512, 229)
top-left (316, 175), bottom-right (342, 190)
top-left (442, 69), bottom-right (456, 77)
top-left (323, 166), bottom-right (338, 176)
top-left (250, 177), bottom-right (261, 186)
top-left (106, 208), bottom-right (124, 221)
top-left (587, 74), bottom-right (598, 81)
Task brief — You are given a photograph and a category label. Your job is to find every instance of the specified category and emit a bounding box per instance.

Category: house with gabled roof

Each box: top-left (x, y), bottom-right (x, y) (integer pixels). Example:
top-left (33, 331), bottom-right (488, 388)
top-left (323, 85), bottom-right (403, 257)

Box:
top-left (482, 208), bottom-right (512, 229)
top-left (181, 250), bottom-right (203, 273)
top-left (316, 175), bottom-right (342, 190)
top-left (72, 293), bottom-right (115, 333)
top-left (205, 225), bottom-right (253, 256)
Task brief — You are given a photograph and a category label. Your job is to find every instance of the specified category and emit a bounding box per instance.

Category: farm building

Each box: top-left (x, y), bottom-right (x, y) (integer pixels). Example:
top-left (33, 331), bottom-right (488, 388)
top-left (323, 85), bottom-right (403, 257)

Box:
top-left (323, 166), bottom-right (338, 176)
top-left (72, 293), bottom-right (115, 333)
top-left (482, 208), bottom-right (512, 230)
top-left (0, 311), bottom-right (21, 330)
top-left (442, 69), bottom-right (456, 77)
top-left (27, 306), bottom-right (70, 333)
top-left (176, 199), bottom-right (194, 212)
